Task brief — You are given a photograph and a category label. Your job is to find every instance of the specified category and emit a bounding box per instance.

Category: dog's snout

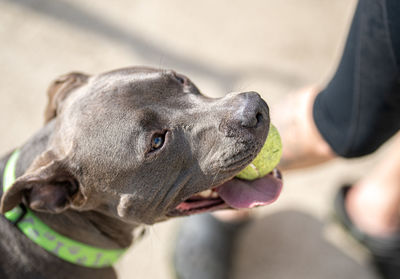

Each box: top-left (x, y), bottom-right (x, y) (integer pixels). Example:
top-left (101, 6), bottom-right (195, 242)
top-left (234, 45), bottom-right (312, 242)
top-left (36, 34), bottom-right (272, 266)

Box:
top-left (236, 92), bottom-right (269, 129)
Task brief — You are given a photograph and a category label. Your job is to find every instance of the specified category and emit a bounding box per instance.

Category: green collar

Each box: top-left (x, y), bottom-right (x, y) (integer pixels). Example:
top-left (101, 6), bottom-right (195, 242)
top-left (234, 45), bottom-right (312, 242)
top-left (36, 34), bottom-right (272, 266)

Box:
top-left (2, 150), bottom-right (126, 268)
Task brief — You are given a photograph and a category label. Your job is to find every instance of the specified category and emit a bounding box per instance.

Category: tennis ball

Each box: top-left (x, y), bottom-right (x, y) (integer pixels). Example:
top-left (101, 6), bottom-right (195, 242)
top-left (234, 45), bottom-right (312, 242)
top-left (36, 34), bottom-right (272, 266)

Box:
top-left (236, 124), bottom-right (282, 180)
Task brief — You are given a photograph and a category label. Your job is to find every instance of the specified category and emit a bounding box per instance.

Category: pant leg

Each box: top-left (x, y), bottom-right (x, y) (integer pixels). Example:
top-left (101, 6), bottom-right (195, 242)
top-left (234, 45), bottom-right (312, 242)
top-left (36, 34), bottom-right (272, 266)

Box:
top-left (313, 0), bottom-right (400, 158)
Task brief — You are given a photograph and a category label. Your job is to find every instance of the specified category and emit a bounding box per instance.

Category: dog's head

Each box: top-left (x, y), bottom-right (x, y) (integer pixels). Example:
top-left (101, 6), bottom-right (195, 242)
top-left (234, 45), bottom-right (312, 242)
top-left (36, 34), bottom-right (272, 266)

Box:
top-left (1, 67), bottom-right (282, 224)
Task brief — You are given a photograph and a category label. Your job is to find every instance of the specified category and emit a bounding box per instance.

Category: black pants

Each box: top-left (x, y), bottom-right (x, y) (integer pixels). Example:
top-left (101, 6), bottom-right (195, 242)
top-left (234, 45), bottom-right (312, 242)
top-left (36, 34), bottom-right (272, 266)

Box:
top-left (313, 0), bottom-right (400, 158)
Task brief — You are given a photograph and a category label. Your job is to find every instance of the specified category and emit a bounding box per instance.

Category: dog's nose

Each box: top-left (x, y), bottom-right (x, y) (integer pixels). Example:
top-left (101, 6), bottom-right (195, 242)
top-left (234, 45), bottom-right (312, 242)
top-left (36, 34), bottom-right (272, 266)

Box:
top-left (238, 92), bottom-right (268, 128)
top-left (218, 91), bottom-right (270, 136)
top-left (234, 91), bottom-right (269, 130)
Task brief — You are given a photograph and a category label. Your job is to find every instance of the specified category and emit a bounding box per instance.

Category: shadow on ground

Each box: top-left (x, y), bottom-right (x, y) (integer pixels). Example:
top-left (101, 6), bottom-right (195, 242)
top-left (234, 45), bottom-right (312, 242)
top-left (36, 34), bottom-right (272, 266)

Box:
top-left (234, 210), bottom-right (378, 279)
top-left (4, 0), bottom-right (303, 91)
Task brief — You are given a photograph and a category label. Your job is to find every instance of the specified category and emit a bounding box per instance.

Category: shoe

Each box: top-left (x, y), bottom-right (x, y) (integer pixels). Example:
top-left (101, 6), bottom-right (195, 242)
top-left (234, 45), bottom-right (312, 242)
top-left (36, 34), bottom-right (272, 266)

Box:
top-left (173, 213), bottom-right (248, 279)
top-left (334, 185), bottom-right (400, 279)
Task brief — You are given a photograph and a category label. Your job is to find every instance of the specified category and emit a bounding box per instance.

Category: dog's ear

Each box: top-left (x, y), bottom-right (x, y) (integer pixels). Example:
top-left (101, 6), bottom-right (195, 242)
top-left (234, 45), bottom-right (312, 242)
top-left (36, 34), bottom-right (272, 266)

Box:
top-left (44, 72), bottom-right (89, 123)
top-left (0, 152), bottom-right (86, 214)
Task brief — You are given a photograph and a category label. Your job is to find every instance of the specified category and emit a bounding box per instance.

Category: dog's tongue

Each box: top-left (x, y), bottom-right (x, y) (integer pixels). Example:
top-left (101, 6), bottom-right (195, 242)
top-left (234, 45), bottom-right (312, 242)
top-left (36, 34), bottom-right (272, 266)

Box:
top-left (216, 174), bottom-right (282, 209)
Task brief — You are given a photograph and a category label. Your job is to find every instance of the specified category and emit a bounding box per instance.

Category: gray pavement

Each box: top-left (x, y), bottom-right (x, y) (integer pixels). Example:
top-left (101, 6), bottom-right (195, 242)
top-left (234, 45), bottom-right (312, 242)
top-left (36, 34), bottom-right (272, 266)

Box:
top-left (0, 0), bottom-right (388, 278)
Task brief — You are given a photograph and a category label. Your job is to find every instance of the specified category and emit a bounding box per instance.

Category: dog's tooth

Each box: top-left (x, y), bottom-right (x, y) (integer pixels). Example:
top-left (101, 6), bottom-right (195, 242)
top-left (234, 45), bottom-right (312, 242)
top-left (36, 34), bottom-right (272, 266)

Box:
top-left (198, 189), bottom-right (212, 198)
top-left (211, 192), bottom-right (219, 198)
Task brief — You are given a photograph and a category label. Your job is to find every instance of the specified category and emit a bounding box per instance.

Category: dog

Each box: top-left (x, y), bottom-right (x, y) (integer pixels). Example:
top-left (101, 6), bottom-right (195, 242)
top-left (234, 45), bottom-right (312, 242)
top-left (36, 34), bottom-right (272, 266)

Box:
top-left (0, 67), bottom-right (282, 279)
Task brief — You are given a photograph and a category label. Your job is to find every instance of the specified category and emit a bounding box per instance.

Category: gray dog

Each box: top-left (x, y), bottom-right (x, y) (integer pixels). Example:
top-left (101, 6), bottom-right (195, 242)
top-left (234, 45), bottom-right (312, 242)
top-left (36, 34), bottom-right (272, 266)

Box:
top-left (0, 67), bottom-right (282, 279)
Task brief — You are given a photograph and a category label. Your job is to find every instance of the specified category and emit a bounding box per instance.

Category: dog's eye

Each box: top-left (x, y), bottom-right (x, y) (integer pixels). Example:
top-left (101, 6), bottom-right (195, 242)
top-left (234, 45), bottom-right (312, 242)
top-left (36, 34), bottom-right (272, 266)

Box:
top-left (151, 133), bottom-right (165, 151)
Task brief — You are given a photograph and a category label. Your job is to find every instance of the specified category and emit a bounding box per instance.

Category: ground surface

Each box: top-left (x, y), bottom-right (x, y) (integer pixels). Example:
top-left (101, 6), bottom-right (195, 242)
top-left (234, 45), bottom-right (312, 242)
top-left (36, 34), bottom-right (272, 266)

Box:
top-left (0, 0), bottom-right (388, 278)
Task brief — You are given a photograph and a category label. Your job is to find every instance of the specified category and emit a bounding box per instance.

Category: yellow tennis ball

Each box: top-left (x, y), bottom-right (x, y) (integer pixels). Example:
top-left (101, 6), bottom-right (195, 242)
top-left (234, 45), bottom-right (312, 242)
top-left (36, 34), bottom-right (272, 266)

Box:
top-left (236, 124), bottom-right (282, 180)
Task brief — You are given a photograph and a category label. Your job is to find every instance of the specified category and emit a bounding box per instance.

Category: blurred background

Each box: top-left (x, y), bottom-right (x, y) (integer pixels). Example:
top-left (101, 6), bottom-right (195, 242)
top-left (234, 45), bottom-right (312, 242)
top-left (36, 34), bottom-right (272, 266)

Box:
top-left (0, 0), bottom-right (390, 278)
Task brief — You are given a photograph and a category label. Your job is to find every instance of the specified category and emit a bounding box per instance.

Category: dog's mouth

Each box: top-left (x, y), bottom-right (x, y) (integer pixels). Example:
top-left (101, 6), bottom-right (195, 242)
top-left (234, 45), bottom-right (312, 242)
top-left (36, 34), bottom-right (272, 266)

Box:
top-left (167, 168), bottom-right (282, 217)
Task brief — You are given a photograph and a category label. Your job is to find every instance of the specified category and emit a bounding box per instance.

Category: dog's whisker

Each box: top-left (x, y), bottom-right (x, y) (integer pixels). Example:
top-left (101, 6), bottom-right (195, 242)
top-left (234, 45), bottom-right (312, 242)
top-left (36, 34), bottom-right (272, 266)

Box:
top-left (211, 168), bottom-right (221, 188)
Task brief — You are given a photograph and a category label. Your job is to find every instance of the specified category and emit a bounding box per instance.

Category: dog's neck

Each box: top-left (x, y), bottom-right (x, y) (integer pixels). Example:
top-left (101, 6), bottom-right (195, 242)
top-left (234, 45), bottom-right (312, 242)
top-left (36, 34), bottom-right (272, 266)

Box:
top-left (1, 121), bottom-right (138, 250)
